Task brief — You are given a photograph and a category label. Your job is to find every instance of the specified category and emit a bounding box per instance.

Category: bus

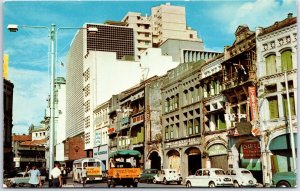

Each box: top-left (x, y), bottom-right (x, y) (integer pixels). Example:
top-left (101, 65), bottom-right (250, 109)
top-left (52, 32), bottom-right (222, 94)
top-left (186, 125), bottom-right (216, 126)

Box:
top-left (73, 158), bottom-right (104, 182)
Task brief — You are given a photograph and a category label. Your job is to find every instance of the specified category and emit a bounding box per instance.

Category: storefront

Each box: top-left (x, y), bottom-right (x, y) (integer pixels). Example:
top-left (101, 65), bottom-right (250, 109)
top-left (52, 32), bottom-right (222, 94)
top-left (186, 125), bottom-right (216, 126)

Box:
top-left (164, 136), bottom-right (202, 178)
top-left (268, 133), bottom-right (297, 173)
top-left (93, 145), bottom-right (108, 171)
top-left (239, 140), bottom-right (262, 183)
top-left (207, 144), bottom-right (228, 170)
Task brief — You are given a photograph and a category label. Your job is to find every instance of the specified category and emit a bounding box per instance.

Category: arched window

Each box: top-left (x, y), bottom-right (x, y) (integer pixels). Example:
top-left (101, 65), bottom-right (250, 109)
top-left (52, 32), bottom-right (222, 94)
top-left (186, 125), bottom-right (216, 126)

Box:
top-left (281, 50), bottom-right (293, 72)
top-left (265, 54), bottom-right (276, 75)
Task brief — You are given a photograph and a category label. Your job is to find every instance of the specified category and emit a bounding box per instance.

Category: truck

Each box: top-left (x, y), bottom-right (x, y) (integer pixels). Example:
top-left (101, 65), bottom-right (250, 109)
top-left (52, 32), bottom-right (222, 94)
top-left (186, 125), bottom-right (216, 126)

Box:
top-left (107, 149), bottom-right (141, 187)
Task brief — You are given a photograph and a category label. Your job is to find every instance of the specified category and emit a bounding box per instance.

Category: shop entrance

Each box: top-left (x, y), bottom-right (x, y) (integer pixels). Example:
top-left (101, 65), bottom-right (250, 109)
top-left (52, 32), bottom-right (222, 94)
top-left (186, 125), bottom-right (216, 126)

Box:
top-left (149, 151), bottom-right (161, 170)
top-left (185, 147), bottom-right (201, 175)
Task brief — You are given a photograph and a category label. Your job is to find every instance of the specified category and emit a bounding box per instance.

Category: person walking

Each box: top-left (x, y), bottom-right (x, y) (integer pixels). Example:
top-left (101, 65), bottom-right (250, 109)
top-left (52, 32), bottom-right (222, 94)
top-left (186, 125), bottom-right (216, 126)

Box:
top-left (81, 166), bottom-right (87, 187)
top-left (50, 161), bottom-right (62, 188)
top-left (61, 166), bottom-right (67, 185)
top-left (26, 164), bottom-right (42, 188)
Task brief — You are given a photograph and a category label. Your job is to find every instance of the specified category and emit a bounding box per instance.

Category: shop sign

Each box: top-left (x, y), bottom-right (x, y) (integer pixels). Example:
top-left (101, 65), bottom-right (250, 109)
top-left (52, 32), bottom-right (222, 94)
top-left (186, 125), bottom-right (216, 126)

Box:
top-left (207, 144), bottom-right (227, 156)
top-left (165, 137), bottom-right (200, 148)
top-left (236, 121), bottom-right (252, 135)
top-left (241, 141), bottom-right (261, 159)
top-left (248, 86), bottom-right (258, 121)
top-left (94, 131), bottom-right (101, 146)
top-left (108, 127), bottom-right (116, 134)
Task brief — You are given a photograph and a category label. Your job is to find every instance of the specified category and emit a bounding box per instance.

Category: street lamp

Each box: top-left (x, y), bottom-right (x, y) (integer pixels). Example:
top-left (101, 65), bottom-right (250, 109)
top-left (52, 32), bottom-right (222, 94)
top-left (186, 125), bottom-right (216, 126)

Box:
top-left (7, 23), bottom-right (98, 182)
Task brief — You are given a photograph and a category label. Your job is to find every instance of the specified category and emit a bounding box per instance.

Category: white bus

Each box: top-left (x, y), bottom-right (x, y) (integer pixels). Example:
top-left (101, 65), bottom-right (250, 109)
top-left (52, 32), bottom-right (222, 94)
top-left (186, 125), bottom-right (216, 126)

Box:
top-left (73, 158), bottom-right (104, 182)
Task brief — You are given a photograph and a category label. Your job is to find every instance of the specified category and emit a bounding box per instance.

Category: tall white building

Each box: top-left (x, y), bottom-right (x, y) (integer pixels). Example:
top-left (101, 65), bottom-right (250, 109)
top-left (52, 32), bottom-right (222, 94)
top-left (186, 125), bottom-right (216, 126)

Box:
top-left (122, 2), bottom-right (203, 60)
top-left (256, 13), bottom-right (297, 185)
top-left (66, 23), bottom-right (138, 156)
top-left (53, 77), bottom-right (67, 162)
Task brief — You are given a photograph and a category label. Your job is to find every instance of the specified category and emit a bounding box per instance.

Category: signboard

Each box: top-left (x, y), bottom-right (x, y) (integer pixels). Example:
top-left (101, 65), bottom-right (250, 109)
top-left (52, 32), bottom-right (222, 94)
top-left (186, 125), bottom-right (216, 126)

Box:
top-left (241, 141), bottom-right (261, 159)
top-left (108, 127), bottom-right (116, 134)
top-left (13, 157), bottom-right (20, 162)
top-left (165, 137), bottom-right (200, 148)
top-left (86, 167), bottom-right (101, 176)
top-left (94, 130), bottom-right (101, 146)
top-left (236, 121), bottom-right (252, 135)
top-left (207, 144), bottom-right (227, 156)
top-left (248, 86), bottom-right (258, 121)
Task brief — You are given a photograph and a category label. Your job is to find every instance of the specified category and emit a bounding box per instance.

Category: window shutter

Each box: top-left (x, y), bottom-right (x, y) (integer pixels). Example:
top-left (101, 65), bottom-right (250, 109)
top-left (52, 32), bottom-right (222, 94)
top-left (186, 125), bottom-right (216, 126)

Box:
top-left (269, 97), bottom-right (279, 119)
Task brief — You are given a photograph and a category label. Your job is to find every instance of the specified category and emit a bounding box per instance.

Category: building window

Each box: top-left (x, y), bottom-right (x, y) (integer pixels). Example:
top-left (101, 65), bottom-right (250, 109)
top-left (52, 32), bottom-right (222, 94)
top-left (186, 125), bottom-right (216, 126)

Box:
top-left (190, 34), bottom-right (193, 39)
top-left (84, 68), bottom-right (90, 82)
top-left (84, 100), bottom-right (90, 113)
top-left (36, 133), bottom-right (38, 137)
top-left (165, 127), bottom-right (169, 139)
top-left (281, 50), bottom-right (293, 72)
top-left (145, 41), bottom-right (149, 46)
top-left (165, 99), bottom-right (169, 113)
top-left (170, 129), bottom-right (174, 139)
top-left (84, 84), bottom-right (90, 97)
top-left (265, 54), bottom-right (276, 75)
top-left (85, 116), bottom-right (90, 128)
top-left (281, 80), bottom-right (293, 91)
top-left (188, 120), bottom-right (193, 135)
top-left (265, 84), bottom-right (277, 93)
top-left (194, 118), bottom-right (200, 134)
top-left (174, 94), bottom-right (179, 109)
top-left (145, 33), bottom-right (150, 37)
top-left (282, 93), bottom-right (296, 117)
top-left (218, 113), bottom-right (226, 130)
top-left (268, 96), bottom-right (279, 119)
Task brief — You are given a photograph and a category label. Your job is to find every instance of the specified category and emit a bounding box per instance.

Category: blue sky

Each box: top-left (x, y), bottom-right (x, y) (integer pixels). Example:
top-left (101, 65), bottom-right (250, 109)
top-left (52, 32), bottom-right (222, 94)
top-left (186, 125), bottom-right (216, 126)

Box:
top-left (3, 0), bottom-right (297, 134)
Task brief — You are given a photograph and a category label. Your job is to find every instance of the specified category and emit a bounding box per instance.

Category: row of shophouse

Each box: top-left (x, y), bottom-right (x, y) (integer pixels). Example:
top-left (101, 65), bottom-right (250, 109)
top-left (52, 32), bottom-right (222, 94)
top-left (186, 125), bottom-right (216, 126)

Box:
top-left (93, 13), bottom-right (297, 186)
top-left (9, 9), bottom-right (296, 187)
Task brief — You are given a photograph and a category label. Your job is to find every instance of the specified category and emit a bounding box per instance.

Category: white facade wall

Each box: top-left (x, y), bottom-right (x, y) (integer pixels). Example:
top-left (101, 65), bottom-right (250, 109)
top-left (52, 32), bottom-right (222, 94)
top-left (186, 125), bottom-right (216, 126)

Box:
top-left (256, 15), bottom-right (297, 185)
top-left (31, 130), bottom-right (47, 140)
top-left (54, 78), bottom-right (66, 162)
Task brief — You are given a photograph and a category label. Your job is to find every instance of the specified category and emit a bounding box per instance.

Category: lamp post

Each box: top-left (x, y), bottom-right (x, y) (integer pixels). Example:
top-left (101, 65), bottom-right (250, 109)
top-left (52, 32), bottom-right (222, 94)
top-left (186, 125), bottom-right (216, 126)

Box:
top-left (7, 23), bottom-right (98, 183)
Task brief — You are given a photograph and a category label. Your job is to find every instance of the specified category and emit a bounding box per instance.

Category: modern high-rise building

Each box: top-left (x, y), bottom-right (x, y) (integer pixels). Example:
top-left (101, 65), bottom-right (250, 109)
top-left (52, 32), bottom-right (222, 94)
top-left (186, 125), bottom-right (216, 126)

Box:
top-left (122, 3), bottom-right (203, 60)
top-left (66, 23), bottom-right (138, 157)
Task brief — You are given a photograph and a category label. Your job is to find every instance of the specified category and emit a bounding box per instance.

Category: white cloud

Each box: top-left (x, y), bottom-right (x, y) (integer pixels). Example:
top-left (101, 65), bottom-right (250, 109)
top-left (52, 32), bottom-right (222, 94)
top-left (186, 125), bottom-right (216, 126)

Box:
top-left (213, 0), bottom-right (297, 33)
top-left (9, 67), bottom-right (50, 134)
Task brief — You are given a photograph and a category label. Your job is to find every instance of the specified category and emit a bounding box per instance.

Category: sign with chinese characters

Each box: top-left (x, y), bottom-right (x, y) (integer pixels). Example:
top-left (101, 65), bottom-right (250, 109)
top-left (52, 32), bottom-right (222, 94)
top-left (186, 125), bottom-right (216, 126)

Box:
top-left (165, 137), bottom-right (200, 148)
top-left (248, 86), bottom-right (258, 121)
top-left (241, 141), bottom-right (261, 159)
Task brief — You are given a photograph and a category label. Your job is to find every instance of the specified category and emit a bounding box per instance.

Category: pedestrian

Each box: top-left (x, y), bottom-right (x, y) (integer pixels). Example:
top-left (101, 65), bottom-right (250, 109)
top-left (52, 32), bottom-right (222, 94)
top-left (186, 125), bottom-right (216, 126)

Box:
top-left (50, 161), bottom-right (62, 188)
top-left (61, 166), bottom-right (67, 185)
top-left (81, 165), bottom-right (87, 187)
top-left (26, 164), bottom-right (42, 188)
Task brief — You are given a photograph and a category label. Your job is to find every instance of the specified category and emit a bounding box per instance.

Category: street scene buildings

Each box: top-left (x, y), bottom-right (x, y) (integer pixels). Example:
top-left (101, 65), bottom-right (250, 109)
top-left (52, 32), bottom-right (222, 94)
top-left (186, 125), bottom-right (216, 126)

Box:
top-left (3, 2), bottom-right (297, 188)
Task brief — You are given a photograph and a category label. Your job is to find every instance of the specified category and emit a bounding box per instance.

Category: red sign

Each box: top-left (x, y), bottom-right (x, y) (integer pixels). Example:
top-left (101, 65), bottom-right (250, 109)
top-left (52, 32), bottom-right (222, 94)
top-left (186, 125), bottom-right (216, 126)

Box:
top-left (248, 86), bottom-right (257, 121)
top-left (242, 142), bottom-right (261, 159)
top-left (108, 127), bottom-right (116, 134)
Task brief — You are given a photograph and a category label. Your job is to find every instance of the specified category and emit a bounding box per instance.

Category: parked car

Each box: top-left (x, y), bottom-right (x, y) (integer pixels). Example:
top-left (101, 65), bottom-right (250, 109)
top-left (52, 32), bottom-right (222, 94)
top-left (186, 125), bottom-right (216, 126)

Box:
top-left (8, 172), bottom-right (46, 187)
top-left (272, 171), bottom-right (296, 187)
top-left (185, 168), bottom-right (233, 187)
top-left (140, 169), bottom-right (158, 183)
top-left (153, 169), bottom-right (182, 185)
top-left (226, 168), bottom-right (257, 187)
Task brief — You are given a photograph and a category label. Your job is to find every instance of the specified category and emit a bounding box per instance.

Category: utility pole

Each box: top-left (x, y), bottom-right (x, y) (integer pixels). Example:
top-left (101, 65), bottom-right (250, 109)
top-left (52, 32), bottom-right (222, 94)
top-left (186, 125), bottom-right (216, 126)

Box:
top-left (284, 71), bottom-right (296, 171)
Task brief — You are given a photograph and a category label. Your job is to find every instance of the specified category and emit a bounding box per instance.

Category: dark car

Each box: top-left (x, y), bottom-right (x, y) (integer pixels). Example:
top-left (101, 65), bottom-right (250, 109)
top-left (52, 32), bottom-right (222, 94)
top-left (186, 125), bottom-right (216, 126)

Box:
top-left (272, 171), bottom-right (296, 187)
top-left (140, 169), bottom-right (158, 183)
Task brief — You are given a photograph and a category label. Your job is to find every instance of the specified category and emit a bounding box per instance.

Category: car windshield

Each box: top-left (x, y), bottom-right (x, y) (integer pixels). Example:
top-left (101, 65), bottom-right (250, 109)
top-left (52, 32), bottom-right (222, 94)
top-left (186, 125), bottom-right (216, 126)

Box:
top-left (215, 170), bottom-right (225, 175)
top-left (241, 170), bottom-right (251, 174)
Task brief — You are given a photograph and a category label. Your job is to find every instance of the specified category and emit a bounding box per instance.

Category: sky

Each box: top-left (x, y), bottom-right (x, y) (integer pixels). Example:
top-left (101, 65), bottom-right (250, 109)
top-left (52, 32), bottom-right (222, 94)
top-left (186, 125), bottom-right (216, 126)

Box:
top-left (3, 0), bottom-right (297, 134)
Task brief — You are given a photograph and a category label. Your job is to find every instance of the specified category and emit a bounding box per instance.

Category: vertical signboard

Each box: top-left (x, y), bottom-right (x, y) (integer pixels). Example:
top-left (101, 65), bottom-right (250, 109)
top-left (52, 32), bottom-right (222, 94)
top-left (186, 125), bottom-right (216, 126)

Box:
top-left (248, 86), bottom-right (258, 121)
top-left (3, 54), bottom-right (8, 79)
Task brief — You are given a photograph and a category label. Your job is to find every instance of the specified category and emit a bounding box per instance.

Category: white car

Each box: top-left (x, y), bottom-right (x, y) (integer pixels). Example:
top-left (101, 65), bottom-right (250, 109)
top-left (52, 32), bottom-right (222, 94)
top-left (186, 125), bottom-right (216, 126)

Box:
top-left (226, 168), bottom-right (257, 187)
top-left (185, 168), bottom-right (233, 187)
top-left (8, 172), bottom-right (46, 187)
top-left (153, 169), bottom-right (182, 185)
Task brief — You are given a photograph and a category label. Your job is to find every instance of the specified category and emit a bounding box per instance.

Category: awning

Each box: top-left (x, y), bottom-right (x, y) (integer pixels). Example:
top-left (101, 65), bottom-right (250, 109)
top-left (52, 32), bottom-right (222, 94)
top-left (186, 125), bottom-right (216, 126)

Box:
top-left (109, 149), bottom-right (141, 159)
top-left (269, 133), bottom-right (297, 151)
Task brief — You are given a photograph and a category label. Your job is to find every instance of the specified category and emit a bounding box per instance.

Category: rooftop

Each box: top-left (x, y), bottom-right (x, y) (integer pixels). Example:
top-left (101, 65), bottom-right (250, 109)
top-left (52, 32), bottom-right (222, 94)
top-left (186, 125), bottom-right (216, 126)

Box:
top-left (20, 139), bottom-right (47, 146)
top-left (12, 135), bottom-right (32, 142)
top-left (257, 13), bottom-right (297, 37)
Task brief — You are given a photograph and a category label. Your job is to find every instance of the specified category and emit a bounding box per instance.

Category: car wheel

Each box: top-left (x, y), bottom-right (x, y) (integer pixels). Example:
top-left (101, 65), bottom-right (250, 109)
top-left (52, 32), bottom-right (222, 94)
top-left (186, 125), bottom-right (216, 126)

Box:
top-left (186, 181), bottom-right (192, 188)
top-left (277, 181), bottom-right (291, 187)
top-left (233, 181), bottom-right (240, 188)
top-left (133, 182), bottom-right (138, 187)
top-left (209, 182), bottom-right (215, 187)
top-left (153, 178), bottom-right (157, 184)
top-left (163, 178), bottom-right (168, 185)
